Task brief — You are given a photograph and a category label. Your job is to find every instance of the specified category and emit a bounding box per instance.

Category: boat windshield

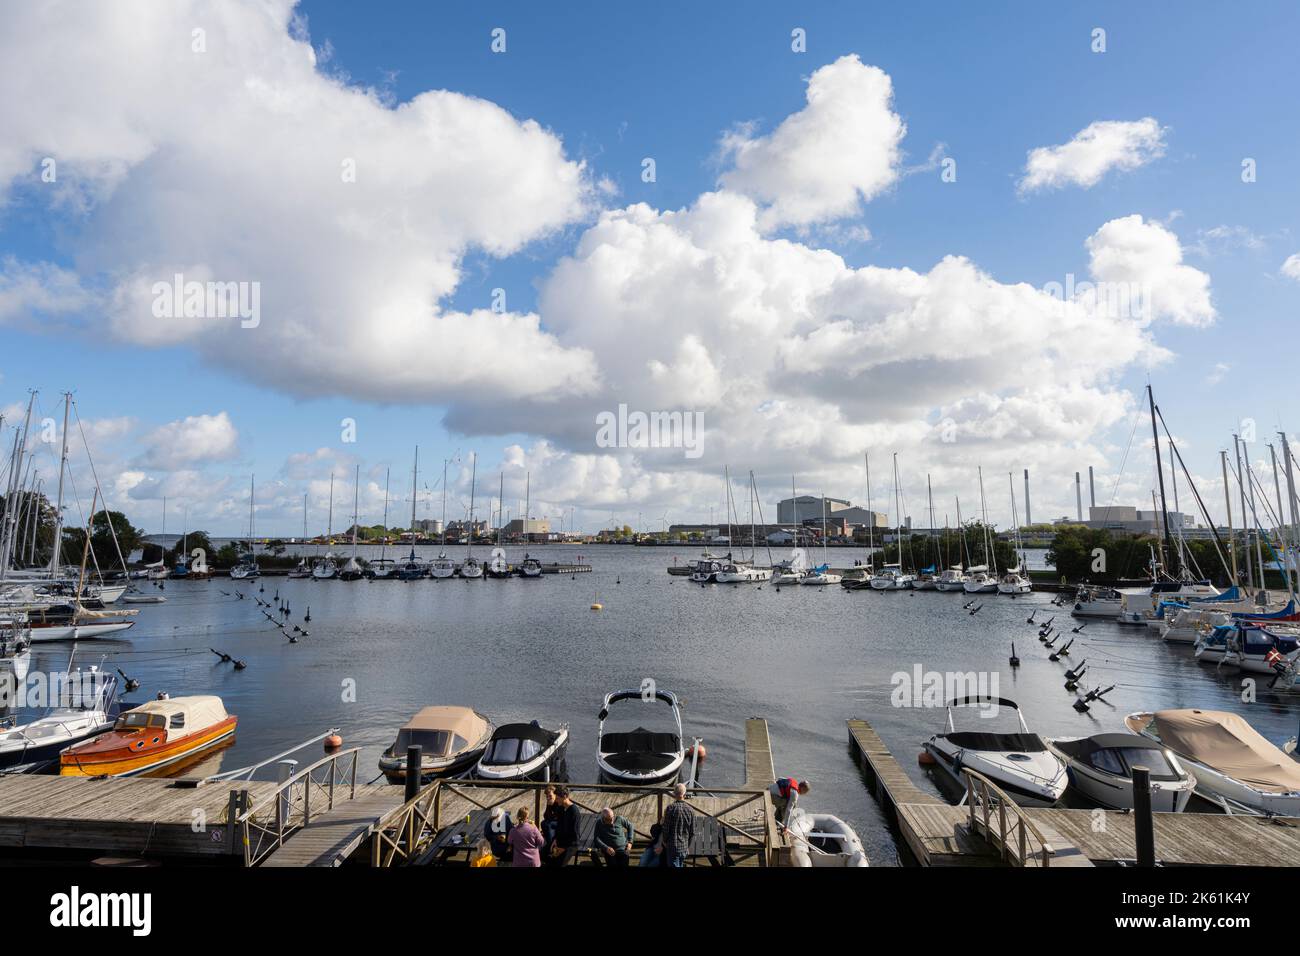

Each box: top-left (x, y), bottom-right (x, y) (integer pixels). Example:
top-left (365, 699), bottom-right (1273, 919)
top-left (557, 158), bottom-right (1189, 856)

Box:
top-left (482, 736), bottom-right (545, 765)
top-left (391, 728), bottom-right (457, 757)
top-left (1089, 746), bottom-right (1183, 781)
top-left (116, 712), bottom-right (166, 731)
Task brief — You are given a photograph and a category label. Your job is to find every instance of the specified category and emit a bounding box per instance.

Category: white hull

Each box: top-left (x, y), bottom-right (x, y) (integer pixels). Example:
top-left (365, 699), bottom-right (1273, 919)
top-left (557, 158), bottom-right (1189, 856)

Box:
top-left (962, 579), bottom-right (997, 594)
top-left (772, 572), bottom-right (803, 586)
top-left (429, 564), bottom-right (456, 579)
top-left (29, 621), bottom-right (135, 642)
top-left (786, 810), bottom-right (869, 866)
top-left (800, 572), bottom-right (842, 586)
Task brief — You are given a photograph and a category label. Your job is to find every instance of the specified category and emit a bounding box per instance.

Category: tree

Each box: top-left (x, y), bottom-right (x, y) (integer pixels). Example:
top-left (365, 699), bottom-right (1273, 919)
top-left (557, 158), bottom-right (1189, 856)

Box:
top-left (168, 531), bottom-right (214, 563)
top-left (61, 510), bottom-right (143, 572)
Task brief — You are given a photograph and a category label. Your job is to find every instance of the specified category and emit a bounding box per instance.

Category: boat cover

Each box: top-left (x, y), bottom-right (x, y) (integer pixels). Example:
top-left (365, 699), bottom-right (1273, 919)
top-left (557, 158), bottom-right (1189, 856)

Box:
top-left (601, 728), bottom-right (680, 754)
top-left (945, 731), bottom-right (1045, 753)
top-left (403, 706), bottom-right (490, 740)
top-left (1152, 709), bottom-right (1300, 793)
top-left (127, 695), bottom-right (229, 729)
top-left (491, 722), bottom-right (559, 746)
top-left (1052, 733), bottom-right (1161, 758)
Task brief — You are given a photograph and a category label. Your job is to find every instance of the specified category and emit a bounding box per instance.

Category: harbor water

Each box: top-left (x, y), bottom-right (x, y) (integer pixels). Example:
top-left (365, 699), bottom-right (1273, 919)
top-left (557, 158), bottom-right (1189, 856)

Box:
top-left (11, 544), bottom-right (1297, 866)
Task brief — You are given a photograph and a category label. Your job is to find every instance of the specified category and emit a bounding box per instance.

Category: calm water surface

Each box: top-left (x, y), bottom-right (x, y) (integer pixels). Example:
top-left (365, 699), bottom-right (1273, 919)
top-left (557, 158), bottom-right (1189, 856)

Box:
top-left (16, 545), bottom-right (1299, 865)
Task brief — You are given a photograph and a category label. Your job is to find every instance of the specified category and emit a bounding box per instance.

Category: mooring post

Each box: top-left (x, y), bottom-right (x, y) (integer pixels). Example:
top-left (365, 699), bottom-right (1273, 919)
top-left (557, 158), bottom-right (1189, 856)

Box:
top-left (1132, 765), bottom-right (1155, 866)
top-left (405, 745), bottom-right (422, 803)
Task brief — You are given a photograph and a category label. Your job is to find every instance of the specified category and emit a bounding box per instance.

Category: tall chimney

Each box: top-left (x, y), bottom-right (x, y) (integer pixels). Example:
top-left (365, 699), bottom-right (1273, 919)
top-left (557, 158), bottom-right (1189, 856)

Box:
top-left (1075, 472), bottom-right (1083, 522)
top-left (1023, 469), bottom-right (1031, 526)
top-left (1088, 466), bottom-right (1096, 508)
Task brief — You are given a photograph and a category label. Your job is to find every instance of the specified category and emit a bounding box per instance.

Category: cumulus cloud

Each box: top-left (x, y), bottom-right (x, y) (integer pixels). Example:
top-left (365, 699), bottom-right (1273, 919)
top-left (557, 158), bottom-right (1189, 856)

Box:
top-left (1085, 214), bottom-right (1215, 327)
top-left (718, 55), bottom-right (905, 231)
top-left (1019, 118), bottom-right (1166, 194)
top-left (136, 412), bottom-right (240, 470)
top-left (1282, 253), bottom-right (1300, 281)
top-left (0, 0), bottom-right (597, 404)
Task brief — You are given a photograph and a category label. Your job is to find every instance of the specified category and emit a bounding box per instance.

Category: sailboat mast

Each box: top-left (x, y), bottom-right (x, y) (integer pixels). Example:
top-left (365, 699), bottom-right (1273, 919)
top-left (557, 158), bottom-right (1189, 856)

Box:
top-left (1148, 385), bottom-right (1177, 577)
top-left (381, 468), bottom-right (390, 561)
top-left (1221, 450), bottom-right (1238, 587)
top-left (926, 473), bottom-right (936, 571)
top-left (865, 453), bottom-right (875, 566)
top-left (440, 458), bottom-right (448, 548)
top-left (350, 465), bottom-right (360, 559)
top-left (47, 392), bottom-right (72, 577)
top-left (326, 473), bottom-right (334, 543)
top-left (893, 453), bottom-right (903, 568)
top-left (524, 471), bottom-right (530, 543)
top-left (468, 452), bottom-right (477, 557)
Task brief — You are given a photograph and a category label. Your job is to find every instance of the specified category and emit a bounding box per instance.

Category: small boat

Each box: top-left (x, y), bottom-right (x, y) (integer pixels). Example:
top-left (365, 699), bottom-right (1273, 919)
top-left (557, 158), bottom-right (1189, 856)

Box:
top-left (338, 468), bottom-right (366, 581)
top-left (487, 547), bottom-right (512, 579)
top-left (23, 605), bottom-right (136, 642)
top-left (397, 549), bottom-right (427, 580)
top-left (458, 555), bottom-right (484, 579)
top-left (1047, 732), bottom-right (1194, 812)
top-left (997, 565), bottom-right (1032, 595)
top-left (428, 553), bottom-right (455, 579)
top-left (1071, 584), bottom-right (1123, 618)
top-left (0, 669), bottom-right (120, 771)
top-left (784, 809), bottom-right (869, 866)
top-left (60, 695), bottom-right (236, 777)
top-left (311, 555), bottom-right (339, 580)
top-left (121, 590), bottom-right (166, 605)
top-left (596, 688), bottom-right (687, 785)
top-left (378, 706), bottom-right (494, 783)
top-left (473, 720), bottom-right (569, 781)
top-left (517, 555), bottom-right (543, 578)
top-left (913, 568), bottom-right (939, 591)
top-left (1222, 624), bottom-right (1300, 674)
top-left (338, 558), bottom-right (365, 581)
top-left (870, 563), bottom-right (914, 590)
top-left (799, 563), bottom-right (842, 586)
top-left (961, 565), bottom-right (998, 594)
top-left (689, 556), bottom-right (723, 583)
top-left (924, 696), bottom-right (1067, 807)
top-left (368, 558), bottom-right (397, 579)
top-left (935, 566), bottom-right (968, 592)
top-left (230, 476), bottom-right (261, 580)
top-left (287, 558), bottom-right (313, 579)
top-left (1126, 709), bottom-right (1300, 816)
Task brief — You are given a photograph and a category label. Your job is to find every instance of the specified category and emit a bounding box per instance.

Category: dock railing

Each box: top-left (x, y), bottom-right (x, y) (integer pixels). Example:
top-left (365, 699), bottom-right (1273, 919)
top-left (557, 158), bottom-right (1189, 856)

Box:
top-left (369, 778), bottom-right (774, 867)
top-left (231, 747), bottom-right (360, 866)
top-left (961, 767), bottom-right (1056, 867)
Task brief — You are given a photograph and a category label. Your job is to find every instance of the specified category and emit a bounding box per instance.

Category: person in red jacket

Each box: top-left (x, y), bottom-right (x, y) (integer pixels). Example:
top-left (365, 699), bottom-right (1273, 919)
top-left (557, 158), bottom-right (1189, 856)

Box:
top-left (770, 777), bottom-right (810, 825)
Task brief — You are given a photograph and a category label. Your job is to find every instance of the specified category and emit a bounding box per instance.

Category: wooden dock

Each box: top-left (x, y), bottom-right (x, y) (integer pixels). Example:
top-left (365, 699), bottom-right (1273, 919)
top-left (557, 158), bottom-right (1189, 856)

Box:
top-left (260, 785), bottom-right (404, 867)
top-left (848, 718), bottom-right (1300, 867)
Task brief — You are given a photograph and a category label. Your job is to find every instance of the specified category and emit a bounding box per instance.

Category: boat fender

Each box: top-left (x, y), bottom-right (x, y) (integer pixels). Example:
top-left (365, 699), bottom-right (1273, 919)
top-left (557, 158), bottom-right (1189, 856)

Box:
top-left (325, 733), bottom-right (343, 751)
top-left (917, 750), bottom-right (936, 766)
top-left (686, 743), bottom-right (708, 762)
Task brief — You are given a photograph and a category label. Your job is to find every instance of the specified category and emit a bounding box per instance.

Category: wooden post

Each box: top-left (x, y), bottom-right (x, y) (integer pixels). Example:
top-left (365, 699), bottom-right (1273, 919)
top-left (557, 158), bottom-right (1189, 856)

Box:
top-left (405, 745), bottom-right (422, 803)
top-left (225, 789), bottom-right (240, 855)
top-left (1132, 765), bottom-right (1155, 867)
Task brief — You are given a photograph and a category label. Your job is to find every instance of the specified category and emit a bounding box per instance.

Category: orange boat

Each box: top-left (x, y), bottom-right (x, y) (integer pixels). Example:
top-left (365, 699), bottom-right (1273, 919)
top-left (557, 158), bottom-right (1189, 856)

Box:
top-left (60, 695), bottom-right (237, 777)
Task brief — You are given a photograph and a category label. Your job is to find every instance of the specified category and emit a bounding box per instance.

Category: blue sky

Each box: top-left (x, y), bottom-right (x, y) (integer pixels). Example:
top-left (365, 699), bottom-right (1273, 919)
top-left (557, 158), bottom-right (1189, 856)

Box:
top-left (1, 1), bottom-right (1297, 536)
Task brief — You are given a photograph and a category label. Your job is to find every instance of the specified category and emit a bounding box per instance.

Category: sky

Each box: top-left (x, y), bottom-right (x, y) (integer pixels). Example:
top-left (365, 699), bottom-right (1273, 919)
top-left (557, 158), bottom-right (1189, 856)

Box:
top-left (1, 0), bottom-right (1298, 538)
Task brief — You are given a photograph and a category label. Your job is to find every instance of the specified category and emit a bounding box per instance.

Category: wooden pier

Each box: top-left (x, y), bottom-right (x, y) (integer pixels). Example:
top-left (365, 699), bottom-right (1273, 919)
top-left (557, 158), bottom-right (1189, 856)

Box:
top-left (848, 718), bottom-right (1300, 867)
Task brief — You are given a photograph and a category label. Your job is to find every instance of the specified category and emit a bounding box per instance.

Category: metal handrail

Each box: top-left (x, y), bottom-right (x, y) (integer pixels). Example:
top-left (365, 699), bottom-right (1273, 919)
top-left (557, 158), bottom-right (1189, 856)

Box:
top-left (235, 747), bottom-right (361, 823)
top-left (232, 747), bottom-right (361, 866)
top-left (961, 767), bottom-right (1055, 867)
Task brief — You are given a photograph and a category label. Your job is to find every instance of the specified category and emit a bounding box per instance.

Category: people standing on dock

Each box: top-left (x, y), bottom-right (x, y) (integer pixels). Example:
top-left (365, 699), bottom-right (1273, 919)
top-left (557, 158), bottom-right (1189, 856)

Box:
top-left (549, 786), bottom-right (582, 866)
top-left (541, 784), bottom-right (562, 852)
top-left (591, 807), bottom-right (634, 866)
top-left (770, 777), bottom-right (810, 826)
top-left (638, 820), bottom-right (667, 867)
top-left (659, 783), bottom-right (695, 868)
top-left (483, 805), bottom-right (513, 863)
top-left (507, 807), bottom-right (545, 867)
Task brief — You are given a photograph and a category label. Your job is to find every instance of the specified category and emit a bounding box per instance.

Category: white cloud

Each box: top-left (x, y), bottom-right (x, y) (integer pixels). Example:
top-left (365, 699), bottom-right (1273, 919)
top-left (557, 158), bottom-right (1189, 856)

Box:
top-left (1206, 362), bottom-right (1230, 386)
top-left (718, 55), bottom-right (905, 231)
top-left (1282, 253), bottom-right (1300, 281)
top-left (0, 0), bottom-right (597, 404)
top-left (1019, 118), bottom-right (1166, 194)
top-left (1085, 215), bottom-right (1215, 327)
top-left (137, 412), bottom-right (240, 470)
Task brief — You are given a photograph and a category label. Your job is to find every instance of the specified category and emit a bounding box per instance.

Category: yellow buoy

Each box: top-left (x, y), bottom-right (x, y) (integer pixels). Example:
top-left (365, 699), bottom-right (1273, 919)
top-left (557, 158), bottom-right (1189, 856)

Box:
top-left (591, 602), bottom-right (603, 611)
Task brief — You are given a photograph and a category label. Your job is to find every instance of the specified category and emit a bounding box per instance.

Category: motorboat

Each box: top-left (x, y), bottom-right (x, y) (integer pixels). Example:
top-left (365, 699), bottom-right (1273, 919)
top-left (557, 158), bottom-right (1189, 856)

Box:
top-left (784, 809), bottom-right (869, 866)
top-left (996, 566), bottom-right (1032, 595)
top-left (870, 564), bottom-right (914, 590)
top-left (378, 706), bottom-right (494, 783)
top-left (60, 695), bottom-right (236, 777)
top-left (1047, 732), bottom-right (1194, 812)
top-left (935, 566), bottom-right (968, 592)
top-left (961, 565), bottom-right (998, 594)
top-left (923, 696), bottom-right (1067, 807)
top-left (473, 720), bottom-right (569, 782)
top-left (799, 563), bottom-right (842, 586)
top-left (1071, 585), bottom-right (1123, 619)
top-left (517, 555), bottom-right (543, 578)
top-left (596, 688), bottom-right (687, 785)
top-left (689, 556), bottom-right (724, 583)
top-left (1125, 709), bottom-right (1300, 815)
top-left (0, 669), bottom-right (121, 771)
top-left (1221, 624), bottom-right (1300, 674)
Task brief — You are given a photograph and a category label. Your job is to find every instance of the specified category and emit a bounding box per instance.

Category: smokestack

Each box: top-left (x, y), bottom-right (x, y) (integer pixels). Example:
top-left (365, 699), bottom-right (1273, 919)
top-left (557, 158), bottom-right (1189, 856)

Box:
top-left (1024, 469), bottom-right (1031, 525)
top-left (1088, 466), bottom-right (1096, 508)
top-left (1075, 472), bottom-right (1083, 521)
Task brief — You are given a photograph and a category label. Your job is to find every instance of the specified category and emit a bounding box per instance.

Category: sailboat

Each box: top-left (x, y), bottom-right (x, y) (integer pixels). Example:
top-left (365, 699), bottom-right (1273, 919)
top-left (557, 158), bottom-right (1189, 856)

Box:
top-left (397, 448), bottom-right (427, 580)
top-left (459, 453), bottom-right (484, 579)
top-left (801, 493), bottom-right (842, 586)
top-left (312, 473), bottom-right (339, 580)
top-left (429, 457), bottom-right (456, 580)
top-left (339, 466), bottom-right (365, 581)
top-left (936, 497), bottom-right (969, 592)
top-left (963, 469), bottom-right (999, 594)
top-left (229, 479), bottom-right (260, 580)
top-left (914, 475), bottom-right (940, 590)
top-left (487, 473), bottom-right (512, 579)
top-left (717, 468), bottom-right (771, 582)
top-left (146, 497), bottom-right (171, 580)
top-left (370, 469), bottom-right (397, 579)
top-left (997, 471), bottom-right (1032, 595)
top-left (288, 494), bottom-right (312, 577)
top-left (516, 472), bottom-right (543, 578)
top-left (871, 454), bottom-right (915, 590)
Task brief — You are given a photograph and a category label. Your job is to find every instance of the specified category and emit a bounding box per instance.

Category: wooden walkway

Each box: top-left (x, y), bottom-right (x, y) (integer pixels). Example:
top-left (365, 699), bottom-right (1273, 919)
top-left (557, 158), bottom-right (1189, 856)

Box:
top-left (261, 785), bottom-right (404, 867)
top-left (848, 718), bottom-right (1300, 867)
top-left (0, 775), bottom-right (278, 859)
top-left (743, 717), bottom-right (776, 789)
